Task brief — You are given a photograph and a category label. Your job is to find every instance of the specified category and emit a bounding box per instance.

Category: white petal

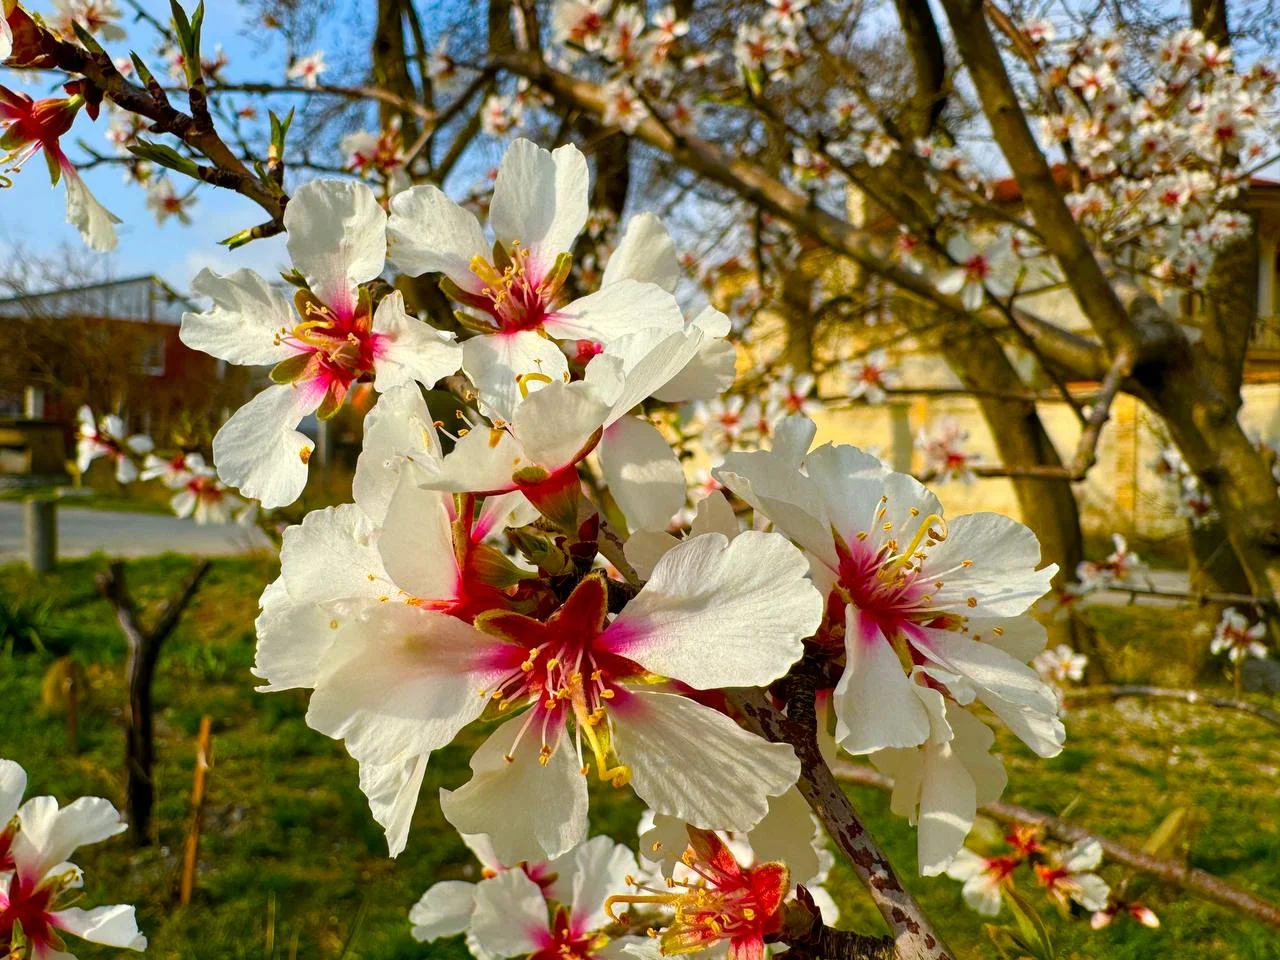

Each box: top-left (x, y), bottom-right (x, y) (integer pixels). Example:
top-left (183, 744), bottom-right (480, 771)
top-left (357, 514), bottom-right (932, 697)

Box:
top-left (462, 330), bottom-right (570, 426)
top-left (212, 384), bottom-right (320, 509)
top-left (548, 836), bottom-right (638, 934)
top-left (490, 139), bottom-right (588, 263)
top-left (833, 612), bottom-right (932, 754)
top-left (387, 184), bottom-right (489, 288)
top-left (1062, 838), bottom-right (1103, 872)
top-left (419, 420), bottom-right (528, 495)
top-left (252, 575), bottom-right (341, 691)
top-left (181, 268), bottom-right (296, 366)
top-left (410, 880), bottom-right (479, 942)
top-left (745, 787), bottom-right (822, 886)
top-left (280, 503), bottom-right (391, 606)
top-left (602, 213), bottom-right (681, 291)
top-left (971, 616), bottom-right (1047, 664)
top-left (358, 751), bottom-right (430, 857)
top-left (611, 689), bottom-right (799, 833)
top-left (52, 905), bottom-right (146, 950)
top-left (0, 759), bottom-right (27, 824)
top-left (912, 627), bottom-right (1061, 746)
top-left (15, 796), bottom-right (125, 880)
top-left (371, 291), bottom-right (462, 391)
top-left (944, 847), bottom-right (987, 881)
top-left (947, 706), bottom-right (1007, 808)
top-left (285, 179), bottom-right (387, 310)
top-left (64, 171), bottom-right (121, 252)
top-left (511, 379), bottom-right (611, 472)
top-left (598, 417), bottom-right (684, 533)
top-left (715, 451), bottom-right (836, 569)
top-left (961, 874), bottom-right (1004, 916)
top-left (920, 513), bottom-right (1056, 617)
top-left (354, 384), bottom-right (442, 523)
top-left (543, 280), bottom-right (684, 345)
top-left (468, 868), bottom-right (549, 958)
top-left (652, 338), bottom-right (737, 404)
top-left (1071, 872), bottom-right (1111, 912)
top-left (0, 15), bottom-right (12, 61)
top-left (690, 491), bottom-right (738, 539)
top-left (770, 416), bottom-right (818, 468)
top-left (378, 471), bottom-right (461, 600)
top-left (916, 739), bottom-right (979, 876)
top-left (440, 718), bottom-right (589, 863)
top-left (622, 530), bottom-right (680, 581)
top-left (590, 327), bottom-right (704, 424)
top-left (306, 603), bottom-right (505, 764)
top-left (605, 531), bottom-right (818, 689)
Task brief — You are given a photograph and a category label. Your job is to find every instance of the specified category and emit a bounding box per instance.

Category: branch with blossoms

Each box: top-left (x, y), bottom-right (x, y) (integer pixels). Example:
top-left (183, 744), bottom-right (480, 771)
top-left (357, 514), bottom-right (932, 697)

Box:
top-left (834, 761), bottom-right (1280, 932)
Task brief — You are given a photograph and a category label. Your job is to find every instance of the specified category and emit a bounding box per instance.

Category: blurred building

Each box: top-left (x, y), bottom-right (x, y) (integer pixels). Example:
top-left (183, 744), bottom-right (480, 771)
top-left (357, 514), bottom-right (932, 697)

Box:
top-left (728, 178), bottom-right (1280, 542)
top-left (0, 275), bottom-right (232, 479)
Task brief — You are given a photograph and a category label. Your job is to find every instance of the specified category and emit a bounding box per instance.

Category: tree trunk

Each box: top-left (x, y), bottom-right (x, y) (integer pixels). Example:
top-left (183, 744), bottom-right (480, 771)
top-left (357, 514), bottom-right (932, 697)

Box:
top-left (935, 322), bottom-right (1084, 585)
top-left (1147, 358), bottom-right (1280, 643)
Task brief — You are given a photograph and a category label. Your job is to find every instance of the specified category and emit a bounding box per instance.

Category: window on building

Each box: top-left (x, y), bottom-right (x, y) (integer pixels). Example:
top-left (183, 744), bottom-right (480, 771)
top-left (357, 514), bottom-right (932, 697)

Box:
top-left (136, 334), bottom-right (166, 376)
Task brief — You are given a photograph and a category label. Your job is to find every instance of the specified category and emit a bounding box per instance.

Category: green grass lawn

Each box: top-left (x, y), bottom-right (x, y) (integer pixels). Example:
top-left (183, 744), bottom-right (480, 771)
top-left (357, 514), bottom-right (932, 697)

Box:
top-left (1, 557), bottom-right (1276, 959)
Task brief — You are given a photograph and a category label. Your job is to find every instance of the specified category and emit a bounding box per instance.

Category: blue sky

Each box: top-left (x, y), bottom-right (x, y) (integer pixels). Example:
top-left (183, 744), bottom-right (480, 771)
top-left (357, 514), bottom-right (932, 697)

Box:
top-left (1, 1), bottom-right (344, 291)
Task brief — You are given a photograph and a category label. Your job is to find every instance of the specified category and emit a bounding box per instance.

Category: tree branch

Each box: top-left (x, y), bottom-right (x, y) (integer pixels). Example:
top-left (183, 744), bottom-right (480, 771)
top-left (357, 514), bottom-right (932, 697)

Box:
top-left (833, 763), bottom-right (1280, 930)
top-left (938, 0), bottom-right (1141, 355)
top-left (1064, 685), bottom-right (1280, 729)
top-left (728, 671), bottom-right (956, 960)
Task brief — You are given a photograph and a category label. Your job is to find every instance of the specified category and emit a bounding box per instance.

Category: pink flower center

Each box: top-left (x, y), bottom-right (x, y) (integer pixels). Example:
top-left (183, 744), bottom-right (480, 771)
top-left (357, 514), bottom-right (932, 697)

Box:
top-left (479, 577), bottom-right (644, 787)
top-left (0, 877), bottom-right (55, 951)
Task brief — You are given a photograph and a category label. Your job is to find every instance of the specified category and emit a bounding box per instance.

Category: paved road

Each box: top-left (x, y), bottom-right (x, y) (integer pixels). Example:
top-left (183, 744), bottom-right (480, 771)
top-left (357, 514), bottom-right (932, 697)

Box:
top-left (1083, 568), bottom-right (1192, 607)
top-left (0, 502), bottom-right (272, 563)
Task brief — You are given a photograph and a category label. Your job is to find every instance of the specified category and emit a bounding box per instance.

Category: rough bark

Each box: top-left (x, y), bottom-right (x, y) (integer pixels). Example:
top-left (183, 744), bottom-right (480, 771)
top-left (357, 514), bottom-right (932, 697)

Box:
top-left (892, 0), bottom-right (948, 137)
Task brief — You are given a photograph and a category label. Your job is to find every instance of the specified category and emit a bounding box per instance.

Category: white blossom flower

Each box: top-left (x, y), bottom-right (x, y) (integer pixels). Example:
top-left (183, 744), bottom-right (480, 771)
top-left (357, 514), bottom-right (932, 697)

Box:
top-left (286, 50), bottom-right (326, 88)
top-left (1033, 839), bottom-right (1110, 911)
top-left (944, 846), bottom-right (1019, 916)
top-left (919, 418), bottom-right (980, 484)
top-left (180, 178), bottom-right (462, 507)
top-left (467, 836), bottom-right (646, 959)
top-left (1211, 607), bottom-right (1267, 662)
top-left (552, 0), bottom-right (610, 52)
top-left (637, 786), bottom-right (840, 925)
top-left (845, 349), bottom-right (897, 404)
top-left (387, 139), bottom-right (685, 421)
top-left (481, 92), bottom-right (524, 136)
top-left (411, 832), bottom-right (640, 959)
top-left (1033, 644), bottom-right (1088, 684)
top-left (0, 761), bottom-right (147, 959)
top-left (718, 416), bottom-right (1063, 872)
top-left (936, 234), bottom-right (1016, 312)
top-left (52, 0), bottom-right (125, 42)
top-left (75, 406), bottom-right (152, 483)
top-left (602, 80), bottom-right (648, 133)
top-left (145, 176), bottom-right (195, 225)
top-left (254, 387), bottom-right (819, 862)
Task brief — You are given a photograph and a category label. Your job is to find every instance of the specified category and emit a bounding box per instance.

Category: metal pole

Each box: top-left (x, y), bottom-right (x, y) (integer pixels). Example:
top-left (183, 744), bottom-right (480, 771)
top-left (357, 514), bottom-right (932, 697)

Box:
top-left (24, 497), bottom-right (57, 573)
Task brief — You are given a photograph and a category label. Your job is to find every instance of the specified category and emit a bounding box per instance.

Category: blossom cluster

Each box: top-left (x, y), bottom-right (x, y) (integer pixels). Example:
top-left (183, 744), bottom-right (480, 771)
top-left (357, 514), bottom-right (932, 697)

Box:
top-left (0, 758), bottom-right (147, 959)
top-left (945, 825), bottom-right (1157, 933)
top-left (1027, 27), bottom-right (1277, 289)
top-left (76, 406), bottom-right (250, 526)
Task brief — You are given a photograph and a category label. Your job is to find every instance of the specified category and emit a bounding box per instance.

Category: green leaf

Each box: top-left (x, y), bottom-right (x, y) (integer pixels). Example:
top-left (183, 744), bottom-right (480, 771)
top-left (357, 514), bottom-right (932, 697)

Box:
top-left (1004, 889), bottom-right (1056, 960)
top-left (70, 21), bottom-right (106, 55)
top-left (128, 138), bottom-right (201, 177)
top-left (129, 53), bottom-right (157, 87)
top-left (1143, 807), bottom-right (1190, 859)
